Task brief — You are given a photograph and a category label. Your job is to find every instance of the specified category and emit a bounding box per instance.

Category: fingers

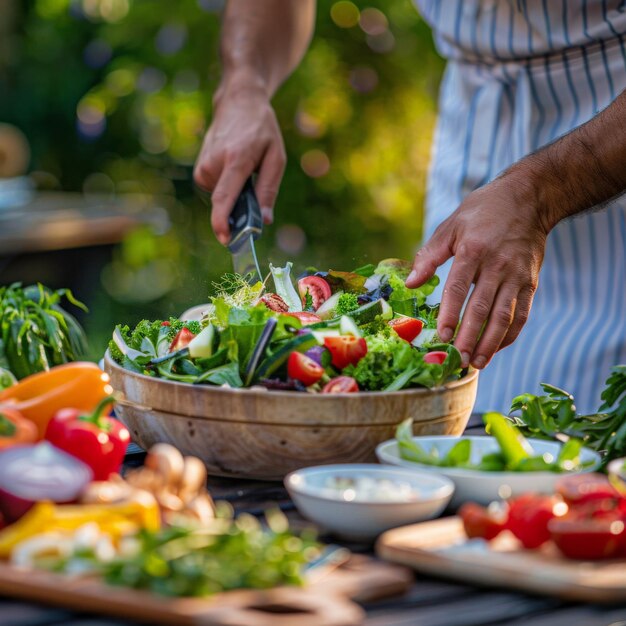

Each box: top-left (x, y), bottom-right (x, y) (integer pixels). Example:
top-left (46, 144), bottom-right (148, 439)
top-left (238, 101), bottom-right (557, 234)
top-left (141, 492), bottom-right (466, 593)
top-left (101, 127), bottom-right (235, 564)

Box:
top-left (470, 286), bottom-right (518, 368)
top-left (406, 226), bottom-right (453, 288)
top-left (499, 284), bottom-right (535, 349)
top-left (255, 141), bottom-right (287, 225)
top-left (209, 154), bottom-right (256, 245)
top-left (436, 246), bottom-right (480, 344)
top-left (452, 278), bottom-right (499, 367)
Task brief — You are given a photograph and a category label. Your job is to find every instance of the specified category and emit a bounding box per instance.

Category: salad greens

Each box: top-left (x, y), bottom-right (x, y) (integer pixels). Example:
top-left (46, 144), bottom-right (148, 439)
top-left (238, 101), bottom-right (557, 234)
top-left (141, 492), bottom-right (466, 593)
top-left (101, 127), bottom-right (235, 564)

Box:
top-left (0, 283), bottom-right (87, 380)
top-left (509, 365), bottom-right (626, 467)
top-left (396, 413), bottom-right (588, 473)
top-left (109, 258), bottom-right (467, 393)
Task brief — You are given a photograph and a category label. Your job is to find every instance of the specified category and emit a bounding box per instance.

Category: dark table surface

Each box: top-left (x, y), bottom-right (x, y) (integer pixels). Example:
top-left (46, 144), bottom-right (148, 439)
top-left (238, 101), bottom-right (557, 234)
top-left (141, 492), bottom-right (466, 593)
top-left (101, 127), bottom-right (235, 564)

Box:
top-left (2, 415), bottom-right (626, 626)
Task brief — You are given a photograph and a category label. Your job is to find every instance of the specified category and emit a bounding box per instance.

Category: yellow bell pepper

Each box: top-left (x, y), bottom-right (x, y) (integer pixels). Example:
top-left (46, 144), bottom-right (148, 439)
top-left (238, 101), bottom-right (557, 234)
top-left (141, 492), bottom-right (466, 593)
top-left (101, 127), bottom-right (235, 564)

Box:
top-left (0, 499), bottom-right (160, 558)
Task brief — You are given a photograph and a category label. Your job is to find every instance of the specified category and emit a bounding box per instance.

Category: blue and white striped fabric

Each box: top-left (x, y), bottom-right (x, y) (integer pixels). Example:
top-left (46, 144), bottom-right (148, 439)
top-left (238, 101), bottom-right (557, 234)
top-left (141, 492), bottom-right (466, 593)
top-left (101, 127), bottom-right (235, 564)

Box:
top-left (414, 0), bottom-right (626, 414)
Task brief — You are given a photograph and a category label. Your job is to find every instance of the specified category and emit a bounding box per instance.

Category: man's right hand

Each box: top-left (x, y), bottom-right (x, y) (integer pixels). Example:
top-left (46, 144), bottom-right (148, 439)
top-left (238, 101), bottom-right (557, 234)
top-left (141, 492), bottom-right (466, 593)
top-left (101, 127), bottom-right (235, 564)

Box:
top-left (193, 77), bottom-right (286, 245)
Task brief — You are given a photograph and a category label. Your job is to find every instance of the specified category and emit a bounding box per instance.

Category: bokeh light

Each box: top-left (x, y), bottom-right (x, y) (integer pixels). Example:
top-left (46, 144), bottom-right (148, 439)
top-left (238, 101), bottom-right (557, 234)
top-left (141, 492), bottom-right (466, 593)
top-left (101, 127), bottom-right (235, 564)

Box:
top-left (349, 66), bottom-right (379, 93)
top-left (295, 109), bottom-right (326, 138)
top-left (155, 23), bottom-right (188, 56)
top-left (83, 39), bottom-right (113, 68)
top-left (301, 149), bottom-right (331, 178)
top-left (137, 67), bottom-right (167, 93)
top-left (359, 7), bottom-right (388, 35)
top-left (367, 30), bottom-right (396, 54)
top-left (330, 1), bottom-right (360, 28)
top-left (276, 224), bottom-right (307, 256)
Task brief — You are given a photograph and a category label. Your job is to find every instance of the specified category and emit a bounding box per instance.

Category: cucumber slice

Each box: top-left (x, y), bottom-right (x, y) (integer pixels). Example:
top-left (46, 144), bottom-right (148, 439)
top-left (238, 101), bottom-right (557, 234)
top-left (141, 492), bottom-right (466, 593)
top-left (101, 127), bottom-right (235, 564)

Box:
top-left (380, 299), bottom-right (393, 320)
top-left (315, 291), bottom-right (343, 320)
top-left (411, 328), bottom-right (439, 348)
top-left (188, 324), bottom-right (216, 359)
top-left (311, 329), bottom-right (341, 344)
top-left (339, 315), bottom-right (361, 337)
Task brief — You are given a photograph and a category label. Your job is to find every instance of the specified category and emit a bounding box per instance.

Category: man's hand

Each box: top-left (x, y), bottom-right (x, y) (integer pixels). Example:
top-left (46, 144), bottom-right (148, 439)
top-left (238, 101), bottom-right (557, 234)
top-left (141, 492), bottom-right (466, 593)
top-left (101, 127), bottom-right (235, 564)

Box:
top-left (406, 175), bottom-right (547, 369)
top-left (193, 0), bottom-right (316, 245)
top-left (407, 87), bottom-right (626, 369)
top-left (193, 78), bottom-right (286, 245)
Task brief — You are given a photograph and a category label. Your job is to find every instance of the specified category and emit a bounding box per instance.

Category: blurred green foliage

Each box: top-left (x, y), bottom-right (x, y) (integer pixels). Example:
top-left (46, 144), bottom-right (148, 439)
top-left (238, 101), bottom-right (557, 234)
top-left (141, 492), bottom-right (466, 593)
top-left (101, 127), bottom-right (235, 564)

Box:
top-left (0, 0), bottom-right (443, 357)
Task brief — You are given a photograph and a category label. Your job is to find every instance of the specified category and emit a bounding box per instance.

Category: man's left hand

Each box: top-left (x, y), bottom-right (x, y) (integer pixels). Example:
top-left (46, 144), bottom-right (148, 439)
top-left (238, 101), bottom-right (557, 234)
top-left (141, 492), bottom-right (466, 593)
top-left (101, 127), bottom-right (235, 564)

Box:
top-left (406, 175), bottom-right (548, 369)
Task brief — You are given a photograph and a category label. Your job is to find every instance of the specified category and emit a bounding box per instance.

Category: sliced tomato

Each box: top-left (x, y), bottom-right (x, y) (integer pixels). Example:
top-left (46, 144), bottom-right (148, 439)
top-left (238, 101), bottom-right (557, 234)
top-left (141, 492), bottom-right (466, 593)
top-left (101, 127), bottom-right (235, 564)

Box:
top-left (287, 351), bottom-right (324, 386)
top-left (459, 502), bottom-right (506, 541)
top-left (423, 351), bottom-right (448, 365)
top-left (323, 335), bottom-right (367, 369)
top-left (388, 317), bottom-right (424, 342)
top-left (556, 473), bottom-right (621, 507)
top-left (169, 327), bottom-right (195, 352)
top-left (298, 276), bottom-right (332, 310)
top-left (287, 312), bottom-right (322, 325)
top-left (507, 494), bottom-right (563, 549)
top-left (549, 514), bottom-right (626, 560)
top-left (322, 376), bottom-right (359, 393)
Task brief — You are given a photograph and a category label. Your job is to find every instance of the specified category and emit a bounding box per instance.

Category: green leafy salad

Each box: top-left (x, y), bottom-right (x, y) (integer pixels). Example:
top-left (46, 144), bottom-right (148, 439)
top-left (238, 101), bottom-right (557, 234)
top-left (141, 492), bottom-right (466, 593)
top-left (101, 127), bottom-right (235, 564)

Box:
top-left (109, 258), bottom-right (465, 393)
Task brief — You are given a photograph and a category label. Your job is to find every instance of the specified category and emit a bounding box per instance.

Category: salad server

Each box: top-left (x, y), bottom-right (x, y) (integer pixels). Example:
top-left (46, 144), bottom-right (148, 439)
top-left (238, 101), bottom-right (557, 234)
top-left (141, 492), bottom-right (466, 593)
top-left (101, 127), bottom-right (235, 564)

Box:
top-left (228, 177), bottom-right (263, 282)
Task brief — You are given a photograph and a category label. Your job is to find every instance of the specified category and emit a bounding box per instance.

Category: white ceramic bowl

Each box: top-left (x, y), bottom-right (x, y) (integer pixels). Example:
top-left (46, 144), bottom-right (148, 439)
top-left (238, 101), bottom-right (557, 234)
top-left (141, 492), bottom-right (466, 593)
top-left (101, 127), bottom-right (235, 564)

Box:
top-left (376, 436), bottom-right (602, 507)
top-left (284, 464), bottom-right (454, 541)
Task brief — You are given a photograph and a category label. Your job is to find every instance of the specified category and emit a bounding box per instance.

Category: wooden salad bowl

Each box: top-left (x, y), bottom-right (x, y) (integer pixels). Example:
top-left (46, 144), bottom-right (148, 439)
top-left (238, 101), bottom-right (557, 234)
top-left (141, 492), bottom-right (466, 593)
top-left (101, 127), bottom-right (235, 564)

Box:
top-left (104, 352), bottom-right (479, 480)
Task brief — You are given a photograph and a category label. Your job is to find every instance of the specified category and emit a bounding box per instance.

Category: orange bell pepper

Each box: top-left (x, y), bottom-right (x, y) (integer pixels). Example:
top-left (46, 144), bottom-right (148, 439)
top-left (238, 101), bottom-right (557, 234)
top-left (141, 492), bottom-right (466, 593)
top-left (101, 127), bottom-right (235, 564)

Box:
top-left (0, 407), bottom-right (37, 449)
top-left (0, 362), bottom-right (112, 438)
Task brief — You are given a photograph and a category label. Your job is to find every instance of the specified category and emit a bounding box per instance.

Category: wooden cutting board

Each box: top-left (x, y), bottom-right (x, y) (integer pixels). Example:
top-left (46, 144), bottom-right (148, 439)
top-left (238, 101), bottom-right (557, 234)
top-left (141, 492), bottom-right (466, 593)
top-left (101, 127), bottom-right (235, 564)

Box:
top-left (376, 517), bottom-right (626, 604)
top-left (0, 554), bottom-right (413, 626)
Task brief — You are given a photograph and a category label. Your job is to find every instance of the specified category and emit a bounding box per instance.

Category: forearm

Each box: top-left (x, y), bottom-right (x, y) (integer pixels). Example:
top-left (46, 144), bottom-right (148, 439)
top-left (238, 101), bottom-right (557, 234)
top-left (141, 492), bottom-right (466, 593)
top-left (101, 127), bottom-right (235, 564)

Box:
top-left (217, 0), bottom-right (316, 101)
top-left (510, 89), bottom-right (626, 232)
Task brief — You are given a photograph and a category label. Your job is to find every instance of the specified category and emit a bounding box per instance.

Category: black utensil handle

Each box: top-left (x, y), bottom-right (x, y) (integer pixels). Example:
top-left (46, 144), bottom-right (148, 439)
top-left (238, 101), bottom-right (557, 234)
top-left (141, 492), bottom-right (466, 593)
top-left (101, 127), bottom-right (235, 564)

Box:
top-left (228, 177), bottom-right (263, 242)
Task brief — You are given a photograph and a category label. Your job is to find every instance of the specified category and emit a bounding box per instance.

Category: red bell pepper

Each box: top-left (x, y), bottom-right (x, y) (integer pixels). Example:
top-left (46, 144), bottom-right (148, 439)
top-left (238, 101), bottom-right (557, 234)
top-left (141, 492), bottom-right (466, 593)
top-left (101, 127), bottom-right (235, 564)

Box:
top-left (44, 396), bottom-right (130, 481)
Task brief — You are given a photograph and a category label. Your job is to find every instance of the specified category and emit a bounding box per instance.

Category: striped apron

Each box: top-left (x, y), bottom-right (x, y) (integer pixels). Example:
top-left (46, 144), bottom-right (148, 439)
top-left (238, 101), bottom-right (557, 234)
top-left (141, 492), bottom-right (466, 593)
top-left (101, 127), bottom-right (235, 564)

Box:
top-left (414, 0), bottom-right (626, 413)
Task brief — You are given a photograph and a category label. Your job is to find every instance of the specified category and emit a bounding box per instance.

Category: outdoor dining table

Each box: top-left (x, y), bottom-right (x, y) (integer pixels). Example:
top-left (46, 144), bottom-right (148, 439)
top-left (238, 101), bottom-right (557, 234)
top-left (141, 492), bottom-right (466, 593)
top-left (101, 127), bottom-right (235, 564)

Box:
top-left (2, 415), bottom-right (625, 626)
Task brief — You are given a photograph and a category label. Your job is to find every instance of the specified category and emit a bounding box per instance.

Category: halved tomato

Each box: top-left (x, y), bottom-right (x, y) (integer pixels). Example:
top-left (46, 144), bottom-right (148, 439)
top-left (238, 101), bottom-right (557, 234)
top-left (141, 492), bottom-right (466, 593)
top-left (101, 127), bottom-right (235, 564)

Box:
top-left (549, 514), bottom-right (626, 560)
top-left (287, 312), bottom-right (322, 325)
top-left (298, 276), bottom-right (331, 310)
top-left (388, 317), bottom-right (424, 342)
top-left (423, 351), bottom-right (448, 365)
top-left (323, 336), bottom-right (367, 369)
top-left (169, 328), bottom-right (195, 352)
top-left (322, 376), bottom-right (359, 393)
top-left (506, 494), bottom-right (563, 549)
top-left (556, 474), bottom-right (621, 507)
top-left (459, 502), bottom-right (506, 541)
top-left (287, 352), bottom-right (324, 386)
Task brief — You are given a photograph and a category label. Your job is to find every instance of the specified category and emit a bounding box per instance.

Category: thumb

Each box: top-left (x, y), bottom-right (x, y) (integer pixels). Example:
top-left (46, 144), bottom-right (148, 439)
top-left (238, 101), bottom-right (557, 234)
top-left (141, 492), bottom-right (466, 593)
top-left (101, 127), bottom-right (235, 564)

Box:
top-left (406, 229), bottom-right (453, 287)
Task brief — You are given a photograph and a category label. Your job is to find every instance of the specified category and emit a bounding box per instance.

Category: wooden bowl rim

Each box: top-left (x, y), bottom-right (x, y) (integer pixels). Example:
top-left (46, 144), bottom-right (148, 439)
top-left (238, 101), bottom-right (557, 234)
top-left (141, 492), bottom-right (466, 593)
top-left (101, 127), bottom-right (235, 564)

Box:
top-left (104, 351), bottom-right (478, 400)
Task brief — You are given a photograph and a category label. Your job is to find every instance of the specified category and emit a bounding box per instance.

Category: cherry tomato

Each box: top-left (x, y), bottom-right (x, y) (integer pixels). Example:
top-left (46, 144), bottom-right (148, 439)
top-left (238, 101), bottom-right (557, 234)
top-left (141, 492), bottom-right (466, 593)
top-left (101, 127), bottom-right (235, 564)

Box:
top-left (549, 514), bottom-right (626, 560)
top-left (169, 327), bottom-right (195, 352)
top-left (298, 276), bottom-right (332, 310)
top-left (388, 317), bottom-right (424, 342)
top-left (507, 494), bottom-right (563, 549)
top-left (322, 376), bottom-right (359, 393)
top-left (423, 351), bottom-right (448, 365)
top-left (287, 352), bottom-right (324, 386)
top-left (323, 335), bottom-right (367, 369)
top-left (161, 320), bottom-right (171, 326)
top-left (459, 502), bottom-right (506, 540)
top-left (556, 473), bottom-right (621, 507)
top-left (287, 312), bottom-right (322, 325)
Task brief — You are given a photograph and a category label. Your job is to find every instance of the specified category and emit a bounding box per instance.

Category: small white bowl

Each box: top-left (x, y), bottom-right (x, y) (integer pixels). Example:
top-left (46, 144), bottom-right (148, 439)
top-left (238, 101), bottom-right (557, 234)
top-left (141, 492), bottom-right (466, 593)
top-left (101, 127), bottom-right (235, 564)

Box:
top-left (284, 463), bottom-right (454, 541)
top-left (376, 436), bottom-right (602, 507)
